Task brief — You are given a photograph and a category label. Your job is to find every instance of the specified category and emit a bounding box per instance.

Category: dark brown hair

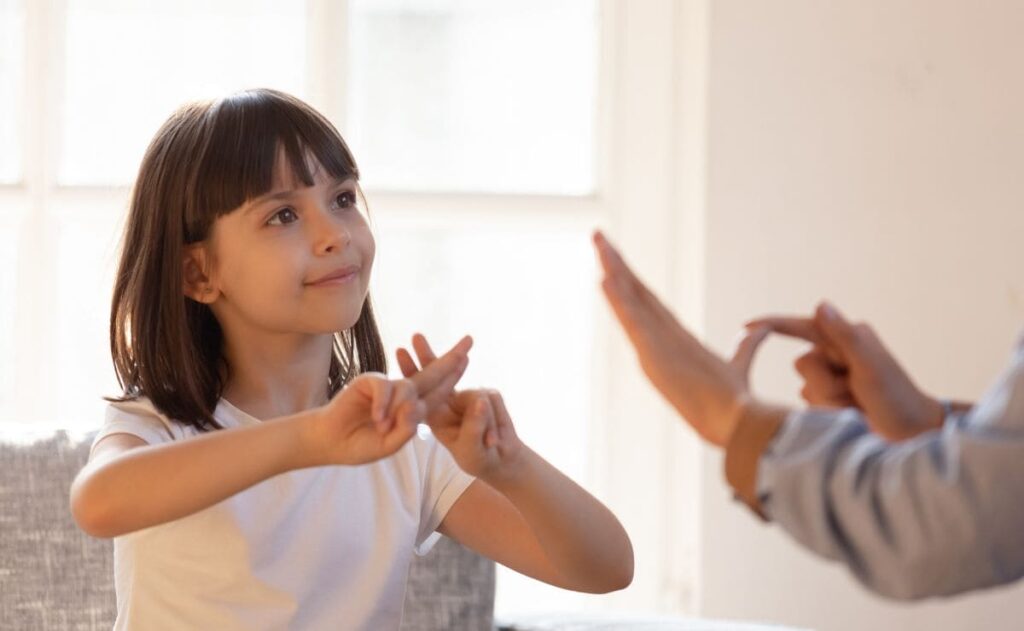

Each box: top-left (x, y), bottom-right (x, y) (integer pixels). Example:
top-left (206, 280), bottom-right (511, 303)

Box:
top-left (109, 89), bottom-right (387, 431)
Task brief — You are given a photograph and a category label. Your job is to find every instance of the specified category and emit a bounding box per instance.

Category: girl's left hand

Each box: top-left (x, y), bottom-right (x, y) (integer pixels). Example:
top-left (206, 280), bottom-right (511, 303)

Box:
top-left (397, 335), bottom-right (525, 482)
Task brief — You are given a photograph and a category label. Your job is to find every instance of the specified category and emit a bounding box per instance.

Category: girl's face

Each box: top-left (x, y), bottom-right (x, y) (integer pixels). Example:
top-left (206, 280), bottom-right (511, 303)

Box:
top-left (189, 155), bottom-right (375, 339)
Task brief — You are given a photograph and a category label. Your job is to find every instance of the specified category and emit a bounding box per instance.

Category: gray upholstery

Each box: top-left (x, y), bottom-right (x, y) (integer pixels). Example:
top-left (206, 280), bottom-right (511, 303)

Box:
top-left (0, 430), bottom-right (115, 630)
top-left (0, 428), bottom-right (494, 630)
top-left (401, 536), bottom-right (494, 631)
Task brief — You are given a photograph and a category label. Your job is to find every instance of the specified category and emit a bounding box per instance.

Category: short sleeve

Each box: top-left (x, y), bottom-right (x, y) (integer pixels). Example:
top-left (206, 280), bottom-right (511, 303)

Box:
top-left (411, 427), bottom-right (476, 556)
top-left (90, 398), bottom-right (183, 458)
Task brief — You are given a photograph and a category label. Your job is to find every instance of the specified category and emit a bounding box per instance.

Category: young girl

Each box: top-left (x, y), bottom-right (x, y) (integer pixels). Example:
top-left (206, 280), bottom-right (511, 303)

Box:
top-left (70, 89), bottom-right (633, 630)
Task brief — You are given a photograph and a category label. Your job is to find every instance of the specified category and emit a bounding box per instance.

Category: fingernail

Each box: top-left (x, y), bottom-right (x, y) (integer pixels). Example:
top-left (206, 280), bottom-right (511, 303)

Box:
top-left (820, 302), bottom-right (837, 321)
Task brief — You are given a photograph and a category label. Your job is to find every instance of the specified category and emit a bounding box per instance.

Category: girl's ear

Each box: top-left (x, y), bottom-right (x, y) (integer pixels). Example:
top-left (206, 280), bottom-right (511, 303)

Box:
top-left (183, 245), bottom-right (219, 304)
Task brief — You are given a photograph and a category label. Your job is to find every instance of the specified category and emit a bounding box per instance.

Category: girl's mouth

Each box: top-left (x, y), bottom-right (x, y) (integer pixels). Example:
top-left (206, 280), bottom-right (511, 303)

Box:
top-left (306, 264), bottom-right (361, 287)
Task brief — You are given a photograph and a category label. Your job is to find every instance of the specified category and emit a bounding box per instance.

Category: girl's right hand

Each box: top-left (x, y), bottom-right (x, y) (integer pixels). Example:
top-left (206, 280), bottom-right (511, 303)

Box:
top-left (303, 335), bottom-right (473, 466)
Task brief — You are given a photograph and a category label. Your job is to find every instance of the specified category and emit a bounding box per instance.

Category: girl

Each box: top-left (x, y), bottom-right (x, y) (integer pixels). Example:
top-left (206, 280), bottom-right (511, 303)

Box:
top-left (70, 89), bottom-right (633, 630)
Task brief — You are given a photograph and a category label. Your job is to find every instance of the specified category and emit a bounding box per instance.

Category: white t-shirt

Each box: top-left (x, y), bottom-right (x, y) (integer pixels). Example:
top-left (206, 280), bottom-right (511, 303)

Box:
top-left (91, 397), bottom-right (476, 631)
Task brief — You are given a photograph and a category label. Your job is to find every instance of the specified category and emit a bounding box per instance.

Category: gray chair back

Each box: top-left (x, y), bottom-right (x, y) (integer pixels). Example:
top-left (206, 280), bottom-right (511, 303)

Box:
top-left (0, 429), bottom-right (494, 630)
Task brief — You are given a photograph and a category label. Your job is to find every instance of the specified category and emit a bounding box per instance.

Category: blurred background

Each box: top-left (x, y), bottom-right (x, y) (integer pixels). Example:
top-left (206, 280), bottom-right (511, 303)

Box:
top-left (2, 1), bottom-right (1024, 629)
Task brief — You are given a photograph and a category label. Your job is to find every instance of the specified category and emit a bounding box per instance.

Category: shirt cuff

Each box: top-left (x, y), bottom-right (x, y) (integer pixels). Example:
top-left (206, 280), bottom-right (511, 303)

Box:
top-left (724, 403), bottom-right (788, 520)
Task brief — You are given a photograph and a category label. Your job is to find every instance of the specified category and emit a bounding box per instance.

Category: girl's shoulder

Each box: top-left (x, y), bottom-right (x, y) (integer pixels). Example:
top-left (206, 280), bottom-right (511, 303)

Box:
top-left (97, 396), bottom-right (190, 449)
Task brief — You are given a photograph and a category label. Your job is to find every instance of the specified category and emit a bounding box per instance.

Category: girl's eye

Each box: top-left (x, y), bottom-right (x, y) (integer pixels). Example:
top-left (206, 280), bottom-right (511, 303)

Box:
top-left (333, 191), bottom-right (357, 211)
top-left (267, 207), bottom-right (299, 226)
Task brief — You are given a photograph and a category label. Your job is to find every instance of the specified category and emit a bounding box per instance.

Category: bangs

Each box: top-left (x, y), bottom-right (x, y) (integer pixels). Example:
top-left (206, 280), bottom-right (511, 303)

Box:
top-left (184, 89), bottom-right (359, 243)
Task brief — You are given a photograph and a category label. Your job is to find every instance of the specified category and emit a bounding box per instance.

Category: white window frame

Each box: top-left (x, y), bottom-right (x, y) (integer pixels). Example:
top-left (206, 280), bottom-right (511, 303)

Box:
top-left (6, 0), bottom-right (707, 616)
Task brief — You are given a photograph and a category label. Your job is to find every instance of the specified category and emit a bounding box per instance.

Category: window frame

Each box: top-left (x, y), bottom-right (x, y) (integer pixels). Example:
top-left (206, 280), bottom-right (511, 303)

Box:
top-left (5, 0), bottom-right (703, 618)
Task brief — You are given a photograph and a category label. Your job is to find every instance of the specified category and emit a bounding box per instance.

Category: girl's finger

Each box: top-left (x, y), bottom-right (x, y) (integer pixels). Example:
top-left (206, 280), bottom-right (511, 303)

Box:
top-left (385, 380), bottom-right (417, 427)
top-left (408, 335), bottom-right (473, 396)
top-left (466, 394), bottom-right (494, 446)
top-left (421, 357), bottom-right (468, 411)
top-left (396, 398), bottom-right (427, 429)
top-left (396, 347), bottom-right (420, 378)
top-left (380, 407), bottom-right (420, 453)
top-left (370, 378), bottom-right (394, 424)
top-left (485, 390), bottom-right (514, 447)
top-left (412, 333), bottom-right (439, 367)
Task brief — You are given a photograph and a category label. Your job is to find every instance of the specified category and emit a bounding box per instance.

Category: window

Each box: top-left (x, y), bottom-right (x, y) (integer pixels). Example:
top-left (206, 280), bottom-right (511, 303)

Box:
top-left (348, 0), bottom-right (597, 194)
top-left (0, 0), bottom-right (23, 183)
top-left (4, 0), bottom-right (694, 619)
top-left (61, 0), bottom-right (307, 185)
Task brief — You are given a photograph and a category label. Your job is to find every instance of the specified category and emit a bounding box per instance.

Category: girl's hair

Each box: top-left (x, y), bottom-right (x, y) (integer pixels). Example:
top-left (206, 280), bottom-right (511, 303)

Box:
top-left (109, 88), bottom-right (387, 432)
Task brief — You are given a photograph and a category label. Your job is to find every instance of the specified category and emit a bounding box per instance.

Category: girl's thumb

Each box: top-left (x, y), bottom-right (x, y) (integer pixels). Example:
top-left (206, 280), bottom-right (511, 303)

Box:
top-left (474, 397), bottom-right (492, 419)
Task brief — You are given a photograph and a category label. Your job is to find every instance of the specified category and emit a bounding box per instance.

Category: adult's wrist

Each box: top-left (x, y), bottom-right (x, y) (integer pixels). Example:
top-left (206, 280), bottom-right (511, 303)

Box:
top-left (723, 399), bottom-right (789, 519)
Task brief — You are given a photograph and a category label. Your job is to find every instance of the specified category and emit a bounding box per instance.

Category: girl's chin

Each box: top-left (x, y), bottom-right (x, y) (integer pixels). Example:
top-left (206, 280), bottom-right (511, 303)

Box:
top-left (319, 316), bottom-right (363, 334)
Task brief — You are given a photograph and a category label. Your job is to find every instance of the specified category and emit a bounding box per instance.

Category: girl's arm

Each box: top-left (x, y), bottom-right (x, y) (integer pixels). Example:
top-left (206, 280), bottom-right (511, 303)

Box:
top-left (397, 339), bottom-right (633, 593)
top-left (73, 412), bottom-right (322, 538)
top-left (73, 338), bottom-right (472, 538)
top-left (439, 442), bottom-right (633, 594)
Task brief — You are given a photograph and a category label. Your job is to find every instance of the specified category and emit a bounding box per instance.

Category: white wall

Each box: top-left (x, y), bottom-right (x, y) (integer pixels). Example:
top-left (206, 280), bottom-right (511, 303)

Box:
top-left (690, 1), bottom-right (1024, 629)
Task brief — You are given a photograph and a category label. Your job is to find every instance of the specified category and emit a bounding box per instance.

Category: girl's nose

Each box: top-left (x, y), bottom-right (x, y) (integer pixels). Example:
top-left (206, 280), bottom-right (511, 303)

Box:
top-left (313, 211), bottom-right (351, 255)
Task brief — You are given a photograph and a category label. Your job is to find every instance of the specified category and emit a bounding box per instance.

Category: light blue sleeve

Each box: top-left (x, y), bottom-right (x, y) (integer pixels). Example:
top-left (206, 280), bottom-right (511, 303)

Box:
top-left (757, 347), bottom-right (1024, 600)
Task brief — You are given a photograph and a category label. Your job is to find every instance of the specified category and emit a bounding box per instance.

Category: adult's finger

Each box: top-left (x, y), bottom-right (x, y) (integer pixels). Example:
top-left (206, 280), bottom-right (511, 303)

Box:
top-left (745, 316), bottom-right (825, 346)
top-left (746, 314), bottom-right (847, 367)
top-left (729, 325), bottom-right (771, 387)
top-left (801, 385), bottom-right (856, 408)
top-left (600, 274), bottom-right (662, 351)
top-left (593, 231), bottom-right (631, 285)
top-left (795, 350), bottom-right (852, 406)
top-left (595, 231), bottom-right (676, 316)
top-left (595, 231), bottom-right (656, 312)
top-left (813, 303), bottom-right (862, 358)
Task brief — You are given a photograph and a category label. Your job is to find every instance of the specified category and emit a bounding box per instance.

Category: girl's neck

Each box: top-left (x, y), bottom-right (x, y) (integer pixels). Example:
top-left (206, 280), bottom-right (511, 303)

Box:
top-left (219, 328), bottom-right (335, 421)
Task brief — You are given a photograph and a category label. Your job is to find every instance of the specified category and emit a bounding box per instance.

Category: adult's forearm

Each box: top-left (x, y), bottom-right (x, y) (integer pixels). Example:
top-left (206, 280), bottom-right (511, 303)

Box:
top-left (754, 406), bottom-right (1024, 600)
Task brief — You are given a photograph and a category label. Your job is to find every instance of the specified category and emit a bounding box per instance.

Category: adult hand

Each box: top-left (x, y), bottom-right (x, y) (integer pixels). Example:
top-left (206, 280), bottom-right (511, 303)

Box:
top-left (748, 303), bottom-right (945, 441)
top-left (592, 230), bottom-right (770, 446)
